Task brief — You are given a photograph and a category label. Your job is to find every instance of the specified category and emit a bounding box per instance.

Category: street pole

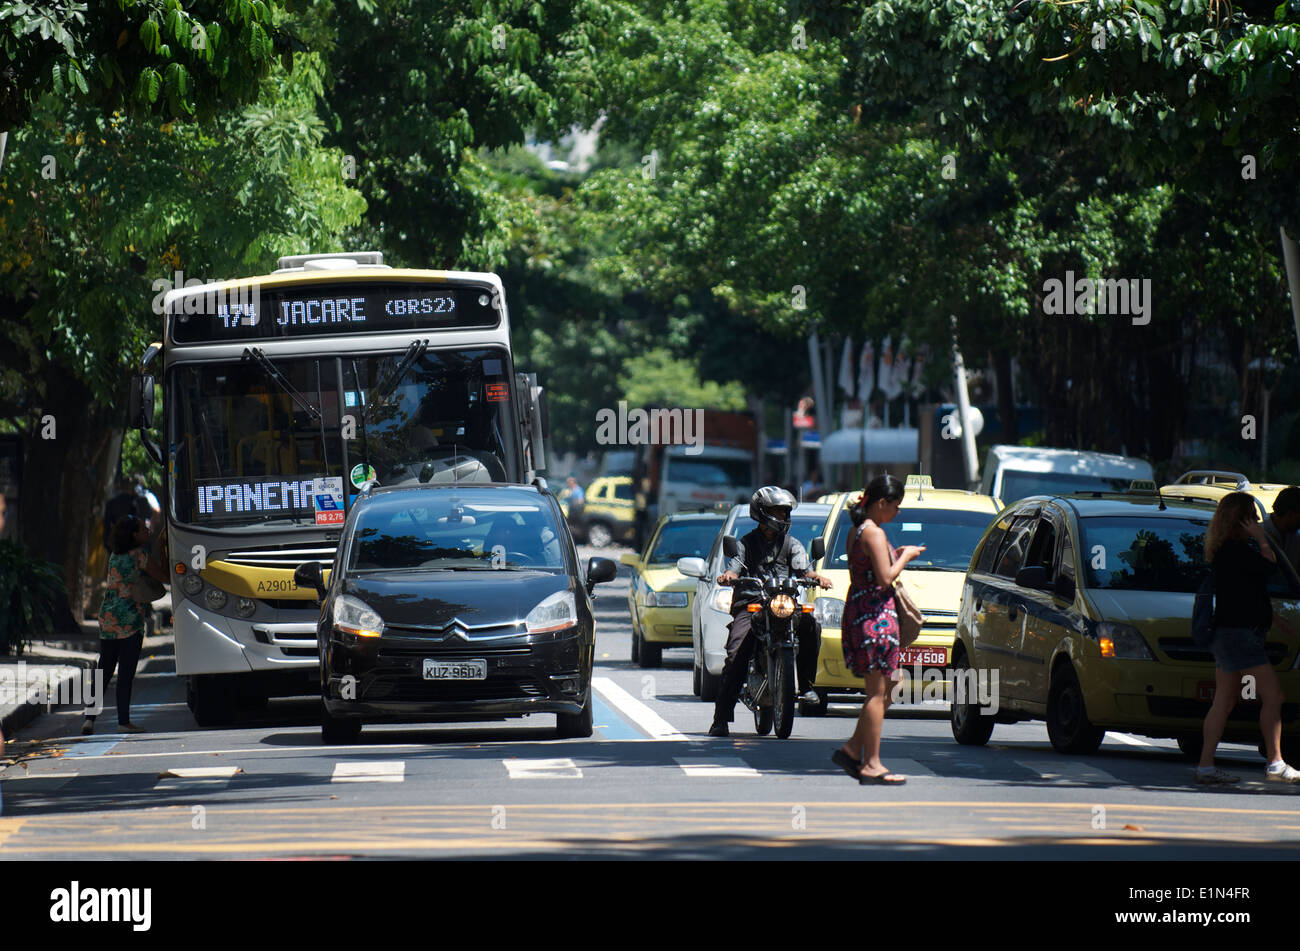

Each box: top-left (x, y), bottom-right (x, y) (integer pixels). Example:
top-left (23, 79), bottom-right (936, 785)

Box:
top-left (1282, 227), bottom-right (1300, 360)
top-left (951, 315), bottom-right (979, 488)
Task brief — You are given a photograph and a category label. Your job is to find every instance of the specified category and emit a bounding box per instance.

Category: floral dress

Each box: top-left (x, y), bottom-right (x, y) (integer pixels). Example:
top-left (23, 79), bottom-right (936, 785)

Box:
top-left (840, 523), bottom-right (900, 677)
top-left (99, 549), bottom-right (148, 640)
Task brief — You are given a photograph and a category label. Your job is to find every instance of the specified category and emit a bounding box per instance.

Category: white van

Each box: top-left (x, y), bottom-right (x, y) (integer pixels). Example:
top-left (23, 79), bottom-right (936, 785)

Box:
top-left (977, 445), bottom-right (1154, 503)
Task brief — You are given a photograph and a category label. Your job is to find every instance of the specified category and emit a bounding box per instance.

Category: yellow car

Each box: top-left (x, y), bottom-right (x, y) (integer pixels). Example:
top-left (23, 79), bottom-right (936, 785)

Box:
top-left (572, 476), bottom-right (636, 548)
top-left (1159, 469), bottom-right (1289, 515)
top-left (807, 476), bottom-right (1002, 707)
top-left (950, 486), bottom-right (1300, 758)
top-left (621, 511), bottom-right (727, 667)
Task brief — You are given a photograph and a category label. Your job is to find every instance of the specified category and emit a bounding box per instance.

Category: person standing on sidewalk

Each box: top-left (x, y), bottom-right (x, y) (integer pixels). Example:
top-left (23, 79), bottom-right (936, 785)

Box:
top-left (1196, 492), bottom-right (1300, 784)
top-left (82, 515), bottom-right (167, 735)
top-left (832, 475), bottom-right (925, 785)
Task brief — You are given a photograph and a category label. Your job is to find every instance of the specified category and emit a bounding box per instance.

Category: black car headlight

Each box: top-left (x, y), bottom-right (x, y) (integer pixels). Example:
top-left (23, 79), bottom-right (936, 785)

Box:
top-left (526, 591), bottom-right (577, 634)
top-left (334, 594), bottom-right (384, 639)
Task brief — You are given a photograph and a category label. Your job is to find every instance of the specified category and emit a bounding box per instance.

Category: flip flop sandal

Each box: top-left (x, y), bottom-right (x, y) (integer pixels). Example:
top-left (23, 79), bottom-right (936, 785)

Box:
top-left (831, 748), bottom-right (861, 779)
top-left (859, 772), bottom-right (906, 785)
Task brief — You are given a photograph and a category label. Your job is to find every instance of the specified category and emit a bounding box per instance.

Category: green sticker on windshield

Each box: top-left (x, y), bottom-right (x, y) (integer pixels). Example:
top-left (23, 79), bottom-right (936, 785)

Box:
top-left (350, 463), bottom-right (377, 488)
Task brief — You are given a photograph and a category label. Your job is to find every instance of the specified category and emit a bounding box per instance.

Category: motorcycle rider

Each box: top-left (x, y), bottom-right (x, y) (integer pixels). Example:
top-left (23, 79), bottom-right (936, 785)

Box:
top-left (709, 486), bottom-right (833, 737)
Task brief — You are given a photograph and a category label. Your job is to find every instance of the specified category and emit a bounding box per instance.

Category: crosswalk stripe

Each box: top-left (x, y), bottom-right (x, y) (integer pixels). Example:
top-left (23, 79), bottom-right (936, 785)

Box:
top-left (331, 762), bottom-right (405, 783)
top-left (881, 758), bottom-right (935, 778)
top-left (504, 758), bottom-right (583, 779)
top-left (1107, 732), bottom-right (1155, 747)
top-left (674, 757), bottom-right (760, 778)
top-left (592, 677), bottom-right (691, 742)
top-left (1013, 756), bottom-right (1118, 785)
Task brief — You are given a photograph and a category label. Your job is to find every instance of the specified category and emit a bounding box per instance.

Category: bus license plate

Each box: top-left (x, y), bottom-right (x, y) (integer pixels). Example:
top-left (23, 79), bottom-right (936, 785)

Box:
top-left (423, 659), bottom-right (487, 681)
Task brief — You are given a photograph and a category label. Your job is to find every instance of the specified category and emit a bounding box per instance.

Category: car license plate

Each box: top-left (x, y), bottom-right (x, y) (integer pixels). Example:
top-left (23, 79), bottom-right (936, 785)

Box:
top-left (1197, 681), bottom-right (1215, 702)
top-left (422, 659), bottom-right (487, 681)
top-left (900, 647), bottom-right (948, 667)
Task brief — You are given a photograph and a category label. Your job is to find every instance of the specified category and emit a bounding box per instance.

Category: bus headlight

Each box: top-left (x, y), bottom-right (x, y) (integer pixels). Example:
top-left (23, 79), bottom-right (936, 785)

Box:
top-left (204, 587), bottom-right (228, 611)
top-left (770, 594), bottom-right (796, 618)
top-left (181, 574), bottom-right (203, 597)
top-left (234, 597), bottom-right (257, 618)
top-left (813, 597), bottom-right (844, 628)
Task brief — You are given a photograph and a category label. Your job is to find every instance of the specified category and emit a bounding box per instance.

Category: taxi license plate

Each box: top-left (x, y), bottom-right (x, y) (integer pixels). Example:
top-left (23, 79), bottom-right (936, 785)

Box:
top-left (900, 647), bottom-right (948, 667)
top-left (423, 659), bottom-right (487, 681)
top-left (1197, 681), bottom-right (1216, 702)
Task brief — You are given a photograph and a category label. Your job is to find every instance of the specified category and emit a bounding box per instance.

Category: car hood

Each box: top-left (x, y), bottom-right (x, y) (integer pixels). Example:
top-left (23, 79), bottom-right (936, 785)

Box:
top-left (640, 566), bottom-right (696, 592)
top-left (344, 570), bottom-right (571, 629)
top-left (1084, 589), bottom-right (1194, 626)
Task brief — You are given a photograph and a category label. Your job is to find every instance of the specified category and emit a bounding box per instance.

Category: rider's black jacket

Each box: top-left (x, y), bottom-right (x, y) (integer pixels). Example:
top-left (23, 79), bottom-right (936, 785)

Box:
top-left (724, 528), bottom-right (811, 610)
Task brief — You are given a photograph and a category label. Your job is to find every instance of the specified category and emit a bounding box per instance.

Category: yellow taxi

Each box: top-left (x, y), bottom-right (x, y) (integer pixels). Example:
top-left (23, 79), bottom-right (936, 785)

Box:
top-left (950, 485), bottom-right (1300, 758)
top-left (621, 510), bottom-right (727, 666)
top-left (566, 476), bottom-right (636, 548)
top-left (807, 476), bottom-right (1002, 708)
top-left (1159, 470), bottom-right (1289, 515)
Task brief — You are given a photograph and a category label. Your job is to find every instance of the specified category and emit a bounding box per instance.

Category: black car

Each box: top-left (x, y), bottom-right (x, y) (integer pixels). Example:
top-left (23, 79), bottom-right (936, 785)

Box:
top-left (295, 483), bottom-right (617, 743)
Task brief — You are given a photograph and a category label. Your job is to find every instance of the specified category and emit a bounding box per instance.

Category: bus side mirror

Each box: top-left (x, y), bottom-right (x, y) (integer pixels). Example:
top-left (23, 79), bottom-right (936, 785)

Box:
top-left (129, 375), bottom-right (155, 429)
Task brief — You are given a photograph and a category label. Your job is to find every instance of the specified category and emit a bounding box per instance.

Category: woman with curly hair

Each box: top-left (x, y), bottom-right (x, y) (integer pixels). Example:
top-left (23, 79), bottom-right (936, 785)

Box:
top-left (832, 474), bottom-right (925, 785)
top-left (1196, 492), bottom-right (1300, 784)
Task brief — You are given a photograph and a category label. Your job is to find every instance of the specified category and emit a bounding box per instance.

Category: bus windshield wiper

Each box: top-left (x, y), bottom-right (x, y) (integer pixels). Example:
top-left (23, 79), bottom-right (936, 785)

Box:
top-left (365, 340), bottom-right (428, 422)
top-left (242, 347), bottom-right (320, 421)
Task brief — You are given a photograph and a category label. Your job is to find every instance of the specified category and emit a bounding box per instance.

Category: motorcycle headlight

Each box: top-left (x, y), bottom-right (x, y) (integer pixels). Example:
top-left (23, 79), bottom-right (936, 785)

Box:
top-left (181, 573), bottom-right (203, 596)
top-left (203, 587), bottom-right (227, 611)
top-left (526, 590), bottom-right (577, 634)
top-left (1097, 621), bottom-right (1154, 660)
top-left (334, 594), bottom-right (384, 639)
top-left (711, 587), bottom-right (733, 612)
top-left (770, 594), bottom-right (796, 618)
top-left (813, 597), bottom-right (844, 628)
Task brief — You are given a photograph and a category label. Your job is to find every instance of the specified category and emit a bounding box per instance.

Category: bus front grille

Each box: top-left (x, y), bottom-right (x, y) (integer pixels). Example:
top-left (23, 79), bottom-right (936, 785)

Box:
top-left (223, 545), bottom-right (337, 569)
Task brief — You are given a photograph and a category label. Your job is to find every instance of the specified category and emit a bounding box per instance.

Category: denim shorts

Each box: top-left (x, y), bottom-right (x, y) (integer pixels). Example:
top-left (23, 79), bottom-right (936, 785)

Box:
top-left (1210, 626), bottom-right (1269, 673)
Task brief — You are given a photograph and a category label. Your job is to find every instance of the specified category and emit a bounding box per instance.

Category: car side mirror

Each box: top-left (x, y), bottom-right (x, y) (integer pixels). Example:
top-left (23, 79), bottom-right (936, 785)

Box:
top-left (294, 562), bottom-right (326, 602)
top-left (677, 557), bottom-right (706, 579)
top-left (722, 535), bottom-right (739, 559)
top-left (1053, 574), bottom-right (1075, 602)
top-left (1014, 565), bottom-right (1049, 591)
top-left (809, 537), bottom-right (825, 562)
top-left (586, 556), bottom-right (617, 590)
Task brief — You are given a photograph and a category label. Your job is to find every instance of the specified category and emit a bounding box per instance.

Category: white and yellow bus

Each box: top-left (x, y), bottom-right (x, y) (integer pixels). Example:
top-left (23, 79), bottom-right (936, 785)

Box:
top-left (129, 251), bottom-right (547, 724)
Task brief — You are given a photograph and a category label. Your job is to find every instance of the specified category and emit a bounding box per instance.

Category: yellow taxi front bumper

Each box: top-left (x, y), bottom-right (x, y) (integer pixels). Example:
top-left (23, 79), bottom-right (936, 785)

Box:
top-left (815, 627), bottom-right (958, 689)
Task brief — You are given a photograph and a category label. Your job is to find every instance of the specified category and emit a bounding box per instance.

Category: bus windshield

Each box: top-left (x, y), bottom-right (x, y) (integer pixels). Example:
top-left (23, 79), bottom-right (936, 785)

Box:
top-left (168, 347), bottom-right (519, 528)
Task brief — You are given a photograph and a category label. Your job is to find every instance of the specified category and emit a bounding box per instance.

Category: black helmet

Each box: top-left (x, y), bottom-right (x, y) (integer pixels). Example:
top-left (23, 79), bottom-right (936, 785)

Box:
top-left (750, 486), bottom-right (795, 534)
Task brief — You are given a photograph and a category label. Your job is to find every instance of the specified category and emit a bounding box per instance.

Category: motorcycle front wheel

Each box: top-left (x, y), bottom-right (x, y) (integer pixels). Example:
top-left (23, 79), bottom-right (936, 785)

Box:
top-left (772, 647), bottom-right (796, 739)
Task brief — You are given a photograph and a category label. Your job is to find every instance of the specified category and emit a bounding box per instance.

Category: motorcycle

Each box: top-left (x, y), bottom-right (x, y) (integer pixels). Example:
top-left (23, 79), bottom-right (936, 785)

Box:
top-left (721, 535), bottom-right (825, 739)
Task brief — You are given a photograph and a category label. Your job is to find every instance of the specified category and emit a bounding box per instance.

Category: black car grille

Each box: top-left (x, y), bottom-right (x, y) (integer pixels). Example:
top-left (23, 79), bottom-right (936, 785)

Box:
top-left (1157, 637), bottom-right (1288, 665)
top-left (363, 678), bottom-right (545, 702)
top-left (377, 645), bottom-right (530, 659)
top-left (385, 622), bottom-right (523, 639)
top-left (1148, 697), bottom-right (1300, 723)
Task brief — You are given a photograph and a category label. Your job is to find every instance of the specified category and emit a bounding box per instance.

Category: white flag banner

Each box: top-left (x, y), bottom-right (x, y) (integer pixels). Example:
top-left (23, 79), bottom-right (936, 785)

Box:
top-left (837, 337), bottom-right (856, 395)
top-left (879, 336), bottom-right (903, 398)
top-left (857, 339), bottom-right (875, 401)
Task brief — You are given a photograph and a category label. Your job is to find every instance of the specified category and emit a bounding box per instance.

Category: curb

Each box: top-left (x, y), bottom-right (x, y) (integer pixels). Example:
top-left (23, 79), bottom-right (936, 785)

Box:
top-left (0, 662), bottom-right (97, 740)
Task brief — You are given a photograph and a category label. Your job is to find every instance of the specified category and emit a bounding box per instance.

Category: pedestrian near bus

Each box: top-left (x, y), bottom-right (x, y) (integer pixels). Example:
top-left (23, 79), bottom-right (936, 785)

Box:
top-left (1196, 492), bottom-right (1300, 784)
top-left (833, 474), bottom-right (926, 785)
top-left (82, 515), bottom-right (167, 735)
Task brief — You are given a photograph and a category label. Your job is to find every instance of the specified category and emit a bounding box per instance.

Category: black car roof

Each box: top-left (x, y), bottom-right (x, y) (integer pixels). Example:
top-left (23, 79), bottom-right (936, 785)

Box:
top-left (1014, 493), bottom-right (1218, 520)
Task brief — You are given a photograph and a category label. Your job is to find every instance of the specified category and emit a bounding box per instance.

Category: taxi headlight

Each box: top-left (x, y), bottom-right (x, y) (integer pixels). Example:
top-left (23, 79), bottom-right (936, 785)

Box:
top-left (334, 594), bottom-right (384, 639)
top-left (813, 597), bottom-right (844, 628)
top-left (771, 594), bottom-right (796, 618)
top-left (526, 590), bottom-right (578, 634)
top-left (711, 587), bottom-right (733, 613)
top-left (1097, 621), bottom-right (1154, 660)
top-left (203, 587), bottom-right (227, 611)
top-left (651, 591), bottom-right (687, 608)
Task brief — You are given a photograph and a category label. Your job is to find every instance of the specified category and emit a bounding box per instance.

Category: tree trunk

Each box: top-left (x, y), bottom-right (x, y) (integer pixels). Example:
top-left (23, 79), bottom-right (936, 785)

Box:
top-left (19, 361), bottom-right (124, 632)
top-left (992, 349), bottom-right (1017, 443)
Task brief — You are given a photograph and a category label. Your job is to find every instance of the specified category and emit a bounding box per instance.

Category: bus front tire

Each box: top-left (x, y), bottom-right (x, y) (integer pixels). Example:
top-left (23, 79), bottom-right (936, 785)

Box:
top-left (188, 675), bottom-right (236, 728)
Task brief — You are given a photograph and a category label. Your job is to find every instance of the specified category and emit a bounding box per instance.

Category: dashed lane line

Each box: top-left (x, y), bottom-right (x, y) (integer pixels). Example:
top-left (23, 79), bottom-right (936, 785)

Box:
top-left (331, 762), bottom-right (406, 783)
top-left (592, 677), bottom-right (692, 742)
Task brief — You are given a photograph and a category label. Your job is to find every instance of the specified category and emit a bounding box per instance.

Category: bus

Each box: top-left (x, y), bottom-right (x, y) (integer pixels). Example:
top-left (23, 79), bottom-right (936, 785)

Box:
top-left (128, 251), bottom-right (548, 725)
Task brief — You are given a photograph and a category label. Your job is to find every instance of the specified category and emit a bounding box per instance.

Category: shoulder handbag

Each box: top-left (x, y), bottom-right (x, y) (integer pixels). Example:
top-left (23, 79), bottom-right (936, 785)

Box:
top-left (1190, 571), bottom-right (1215, 647)
top-left (890, 548), bottom-right (923, 648)
top-left (131, 553), bottom-right (166, 605)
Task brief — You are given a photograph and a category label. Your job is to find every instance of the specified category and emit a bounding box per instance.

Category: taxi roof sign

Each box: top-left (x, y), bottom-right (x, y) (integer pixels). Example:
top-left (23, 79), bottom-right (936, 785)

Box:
top-left (1128, 479), bottom-right (1158, 494)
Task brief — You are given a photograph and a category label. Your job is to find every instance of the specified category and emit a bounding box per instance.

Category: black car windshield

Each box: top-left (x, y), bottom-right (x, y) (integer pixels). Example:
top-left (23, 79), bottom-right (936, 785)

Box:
top-left (1078, 515), bottom-right (1209, 592)
top-left (826, 507), bottom-right (995, 571)
top-left (646, 518), bottom-right (726, 565)
top-left (348, 490), bottom-right (564, 571)
top-left (1000, 471), bottom-right (1137, 504)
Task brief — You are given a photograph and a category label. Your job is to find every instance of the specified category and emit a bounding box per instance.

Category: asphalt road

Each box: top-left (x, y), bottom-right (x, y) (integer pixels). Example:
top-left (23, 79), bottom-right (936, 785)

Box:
top-left (3, 547), bottom-right (1299, 860)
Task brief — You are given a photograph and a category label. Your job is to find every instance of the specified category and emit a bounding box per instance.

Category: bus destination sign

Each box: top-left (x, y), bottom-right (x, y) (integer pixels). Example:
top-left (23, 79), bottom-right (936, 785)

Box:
top-left (170, 283), bottom-right (500, 343)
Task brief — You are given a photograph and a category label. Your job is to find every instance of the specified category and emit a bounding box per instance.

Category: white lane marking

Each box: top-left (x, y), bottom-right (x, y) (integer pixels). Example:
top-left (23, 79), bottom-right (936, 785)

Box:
top-left (1013, 757), bottom-right (1119, 785)
top-left (881, 758), bottom-right (935, 778)
top-left (154, 767), bottom-right (241, 792)
top-left (41, 743), bottom-right (431, 762)
top-left (503, 758), bottom-right (583, 779)
top-left (674, 757), bottom-right (760, 778)
top-left (593, 677), bottom-right (692, 742)
top-left (1107, 732), bottom-right (1154, 747)
top-left (331, 761), bottom-right (405, 783)
top-left (161, 767), bottom-right (242, 779)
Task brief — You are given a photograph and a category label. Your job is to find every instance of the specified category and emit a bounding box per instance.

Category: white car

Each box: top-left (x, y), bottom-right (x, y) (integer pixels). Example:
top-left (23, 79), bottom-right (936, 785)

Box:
top-left (677, 502), bottom-right (831, 702)
top-left (977, 445), bottom-right (1153, 504)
